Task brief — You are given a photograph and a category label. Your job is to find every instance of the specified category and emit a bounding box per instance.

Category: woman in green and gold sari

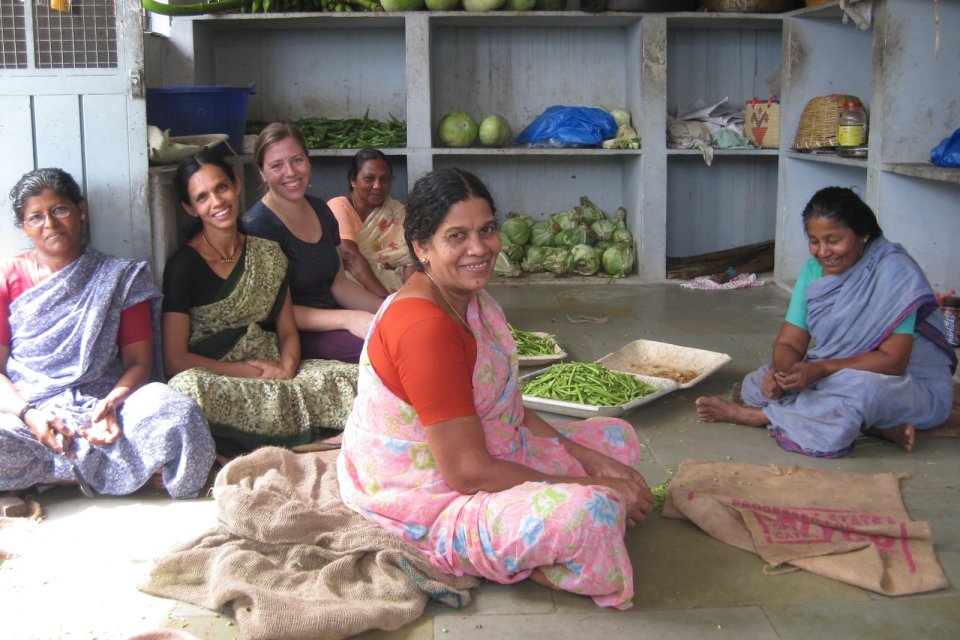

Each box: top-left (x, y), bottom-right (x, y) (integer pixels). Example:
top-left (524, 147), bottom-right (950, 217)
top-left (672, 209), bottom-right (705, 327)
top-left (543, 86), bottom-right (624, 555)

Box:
top-left (161, 153), bottom-right (357, 452)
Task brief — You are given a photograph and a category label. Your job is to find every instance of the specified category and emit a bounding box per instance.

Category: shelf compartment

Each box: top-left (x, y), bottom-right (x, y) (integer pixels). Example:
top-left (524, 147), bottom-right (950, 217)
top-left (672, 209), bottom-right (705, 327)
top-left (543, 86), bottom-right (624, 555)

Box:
top-left (189, 17), bottom-right (407, 123)
top-left (667, 23), bottom-right (782, 119)
top-left (666, 154), bottom-right (777, 260)
top-left (874, 171), bottom-right (960, 293)
top-left (430, 18), bottom-right (643, 150)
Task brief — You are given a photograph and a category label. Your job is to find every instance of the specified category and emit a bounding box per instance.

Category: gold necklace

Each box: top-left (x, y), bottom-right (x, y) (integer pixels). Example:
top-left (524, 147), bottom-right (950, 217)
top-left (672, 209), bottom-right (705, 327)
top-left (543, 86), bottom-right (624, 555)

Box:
top-left (423, 270), bottom-right (470, 331)
top-left (201, 231), bottom-right (239, 264)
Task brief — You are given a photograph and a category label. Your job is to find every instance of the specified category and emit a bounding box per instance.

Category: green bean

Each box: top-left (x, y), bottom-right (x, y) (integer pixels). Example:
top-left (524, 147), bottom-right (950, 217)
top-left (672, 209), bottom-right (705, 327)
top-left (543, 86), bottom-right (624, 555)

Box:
top-left (509, 325), bottom-right (557, 356)
top-left (521, 362), bottom-right (658, 407)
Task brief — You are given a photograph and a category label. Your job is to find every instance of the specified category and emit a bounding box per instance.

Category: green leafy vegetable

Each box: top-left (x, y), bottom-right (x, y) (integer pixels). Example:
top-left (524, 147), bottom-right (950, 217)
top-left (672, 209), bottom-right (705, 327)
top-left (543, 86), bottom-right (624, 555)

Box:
top-left (601, 244), bottom-right (635, 278)
top-left (529, 221), bottom-right (554, 248)
top-left (494, 251), bottom-right (521, 278)
top-left (570, 244), bottom-right (601, 276)
top-left (501, 216), bottom-right (532, 246)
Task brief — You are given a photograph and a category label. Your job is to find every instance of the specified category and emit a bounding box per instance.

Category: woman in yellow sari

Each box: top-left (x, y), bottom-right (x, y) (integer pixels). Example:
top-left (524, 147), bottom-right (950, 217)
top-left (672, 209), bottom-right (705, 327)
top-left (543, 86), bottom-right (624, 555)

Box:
top-left (327, 149), bottom-right (414, 296)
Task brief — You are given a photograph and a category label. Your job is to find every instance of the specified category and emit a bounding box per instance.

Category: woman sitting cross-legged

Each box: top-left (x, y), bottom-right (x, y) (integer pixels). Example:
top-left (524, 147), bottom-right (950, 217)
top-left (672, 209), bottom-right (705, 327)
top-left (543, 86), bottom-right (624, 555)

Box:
top-left (327, 148), bottom-right (415, 296)
top-left (161, 153), bottom-right (358, 454)
top-left (696, 186), bottom-right (956, 457)
top-left (338, 168), bottom-right (654, 610)
top-left (0, 168), bottom-right (215, 498)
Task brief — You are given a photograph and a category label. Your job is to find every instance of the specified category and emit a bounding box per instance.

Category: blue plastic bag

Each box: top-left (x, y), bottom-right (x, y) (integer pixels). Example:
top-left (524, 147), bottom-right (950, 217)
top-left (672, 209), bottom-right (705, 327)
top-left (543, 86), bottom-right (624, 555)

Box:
top-left (515, 105), bottom-right (618, 148)
top-left (930, 127), bottom-right (960, 167)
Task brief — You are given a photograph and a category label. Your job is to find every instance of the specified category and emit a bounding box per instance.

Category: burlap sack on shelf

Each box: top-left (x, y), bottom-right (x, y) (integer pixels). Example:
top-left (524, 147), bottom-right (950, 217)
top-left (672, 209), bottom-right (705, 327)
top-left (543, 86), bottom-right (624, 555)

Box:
top-left (663, 459), bottom-right (949, 596)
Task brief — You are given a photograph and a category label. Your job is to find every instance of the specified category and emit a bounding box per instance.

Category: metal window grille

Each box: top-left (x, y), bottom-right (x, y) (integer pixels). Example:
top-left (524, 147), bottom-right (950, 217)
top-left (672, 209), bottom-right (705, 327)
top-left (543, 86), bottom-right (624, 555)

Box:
top-left (35, 0), bottom-right (117, 68)
top-left (0, 1), bottom-right (28, 69)
top-left (0, 0), bottom-right (118, 70)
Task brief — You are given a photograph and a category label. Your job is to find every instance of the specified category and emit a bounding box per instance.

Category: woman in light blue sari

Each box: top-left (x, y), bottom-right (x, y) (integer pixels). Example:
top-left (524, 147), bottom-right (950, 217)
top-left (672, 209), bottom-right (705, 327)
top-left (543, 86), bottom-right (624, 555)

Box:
top-left (696, 187), bottom-right (956, 457)
top-left (0, 168), bottom-right (215, 498)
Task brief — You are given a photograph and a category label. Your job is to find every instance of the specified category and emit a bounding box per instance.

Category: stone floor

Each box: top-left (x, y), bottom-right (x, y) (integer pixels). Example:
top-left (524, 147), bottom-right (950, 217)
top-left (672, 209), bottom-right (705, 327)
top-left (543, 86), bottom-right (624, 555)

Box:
top-left (2, 280), bottom-right (959, 639)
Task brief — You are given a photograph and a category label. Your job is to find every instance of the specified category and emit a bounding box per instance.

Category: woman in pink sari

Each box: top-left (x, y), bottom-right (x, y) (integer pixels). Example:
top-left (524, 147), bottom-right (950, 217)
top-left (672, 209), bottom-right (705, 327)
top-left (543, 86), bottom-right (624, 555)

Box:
top-left (338, 168), bottom-right (653, 609)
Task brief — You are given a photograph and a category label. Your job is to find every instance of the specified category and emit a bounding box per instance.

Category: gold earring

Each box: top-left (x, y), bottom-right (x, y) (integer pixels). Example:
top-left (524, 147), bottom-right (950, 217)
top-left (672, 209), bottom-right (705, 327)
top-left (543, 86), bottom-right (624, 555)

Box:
top-left (420, 255), bottom-right (429, 265)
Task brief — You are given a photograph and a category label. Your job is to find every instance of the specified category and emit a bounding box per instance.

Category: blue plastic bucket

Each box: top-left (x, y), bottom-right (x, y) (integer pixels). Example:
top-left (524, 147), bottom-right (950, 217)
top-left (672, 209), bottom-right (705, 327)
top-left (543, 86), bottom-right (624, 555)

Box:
top-left (146, 84), bottom-right (256, 154)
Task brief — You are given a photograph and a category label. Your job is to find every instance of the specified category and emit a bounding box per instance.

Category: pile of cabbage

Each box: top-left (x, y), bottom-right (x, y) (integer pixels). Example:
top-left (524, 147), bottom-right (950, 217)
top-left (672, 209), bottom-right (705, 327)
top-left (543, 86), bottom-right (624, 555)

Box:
top-left (494, 196), bottom-right (635, 278)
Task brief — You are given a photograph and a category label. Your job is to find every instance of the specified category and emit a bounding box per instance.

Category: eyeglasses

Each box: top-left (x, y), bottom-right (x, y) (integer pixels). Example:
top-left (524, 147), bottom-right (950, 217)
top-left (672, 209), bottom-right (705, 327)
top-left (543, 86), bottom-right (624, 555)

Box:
top-left (23, 204), bottom-right (74, 229)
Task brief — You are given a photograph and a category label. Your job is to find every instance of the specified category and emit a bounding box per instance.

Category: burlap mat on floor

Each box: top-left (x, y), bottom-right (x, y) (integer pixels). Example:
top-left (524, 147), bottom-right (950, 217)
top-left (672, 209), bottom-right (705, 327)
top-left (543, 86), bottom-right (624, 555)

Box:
top-left (663, 459), bottom-right (949, 596)
top-left (141, 447), bottom-right (478, 640)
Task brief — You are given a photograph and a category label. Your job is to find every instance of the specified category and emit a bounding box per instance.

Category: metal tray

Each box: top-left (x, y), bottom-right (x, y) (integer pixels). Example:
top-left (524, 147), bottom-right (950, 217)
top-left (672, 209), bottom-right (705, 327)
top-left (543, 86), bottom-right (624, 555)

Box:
top-left (595, 339), bottom-right (732, 389)
top-left (520, 366), bottom-right (677, 418)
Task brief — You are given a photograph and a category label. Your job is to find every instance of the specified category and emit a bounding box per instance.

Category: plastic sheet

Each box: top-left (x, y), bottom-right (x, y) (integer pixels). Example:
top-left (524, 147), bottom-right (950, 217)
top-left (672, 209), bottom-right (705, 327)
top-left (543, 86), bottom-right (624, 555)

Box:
top-left (515, 105), bottom-right (617, 148)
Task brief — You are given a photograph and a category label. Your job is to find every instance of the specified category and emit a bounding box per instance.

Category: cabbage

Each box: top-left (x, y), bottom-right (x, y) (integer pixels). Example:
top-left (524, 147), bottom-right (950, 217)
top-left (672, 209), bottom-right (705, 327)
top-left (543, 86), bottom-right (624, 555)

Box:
top-left (578, 196), bottom-right (605, 224)
top-left (521, 245), bottom-right (549, 273)
top-left (494, 251), bottom-right (521, 277)
top-left (529, 220), bottom-right (554, 247)
top-left (549, 208), bottom-right (580, 233)
top-left (554, 226), bottom-right (590, 249)
top-left (507, 211), bottom-right (535, 227)
top-left (501, 216), bottom-right (531, 246)
top-left (590, 218), bottom-right (617, 242)
top-left (612, 227), bottom-right (634, 246)
top-left (542, 247), bottom-right (573, 276)
top-left (500, 236), bottom-right (524, 262)
top-left (594, 239), bottom-right (615, 253)
top-left (601, 245), bottom-right (635, 278)
top-left (570, 244), bottom-right (601, 276)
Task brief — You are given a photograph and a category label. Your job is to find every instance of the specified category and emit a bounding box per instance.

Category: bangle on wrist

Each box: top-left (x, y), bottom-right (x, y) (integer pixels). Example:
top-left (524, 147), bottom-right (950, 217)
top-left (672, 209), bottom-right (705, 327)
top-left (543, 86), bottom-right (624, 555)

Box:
top-left (18, 402), bottom-right (37, 422)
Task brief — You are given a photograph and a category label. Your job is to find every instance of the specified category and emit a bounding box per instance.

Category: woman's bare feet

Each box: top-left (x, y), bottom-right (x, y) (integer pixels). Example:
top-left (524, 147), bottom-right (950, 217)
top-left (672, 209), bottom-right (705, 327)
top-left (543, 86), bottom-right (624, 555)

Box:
top-left (695, 396), bottom-right (769, 427)
top-left (864, 424), bottom-right (916, 453)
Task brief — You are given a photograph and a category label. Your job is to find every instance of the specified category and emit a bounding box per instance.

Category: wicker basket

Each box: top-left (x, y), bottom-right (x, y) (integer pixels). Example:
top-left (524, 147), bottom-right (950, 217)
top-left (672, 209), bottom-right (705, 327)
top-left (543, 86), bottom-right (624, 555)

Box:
top-left (793, 94), bottom-right (861, 150)
top-left (699, 0), bottom-right (800, 12)
top-left (745, 98), bottom-right (780, 148)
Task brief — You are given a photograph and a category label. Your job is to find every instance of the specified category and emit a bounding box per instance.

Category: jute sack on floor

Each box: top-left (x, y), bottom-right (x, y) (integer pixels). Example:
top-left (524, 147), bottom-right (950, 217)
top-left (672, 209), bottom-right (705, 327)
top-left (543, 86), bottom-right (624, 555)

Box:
top-left (142, 448), bottom-right (478, 640)
top-left (663, 459), bottom-right (949, 595)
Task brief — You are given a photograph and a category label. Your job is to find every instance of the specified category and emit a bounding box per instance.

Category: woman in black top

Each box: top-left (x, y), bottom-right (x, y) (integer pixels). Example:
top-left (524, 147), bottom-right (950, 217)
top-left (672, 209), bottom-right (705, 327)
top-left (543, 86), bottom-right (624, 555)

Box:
top-left (243, 122), bottom-right (384, 363)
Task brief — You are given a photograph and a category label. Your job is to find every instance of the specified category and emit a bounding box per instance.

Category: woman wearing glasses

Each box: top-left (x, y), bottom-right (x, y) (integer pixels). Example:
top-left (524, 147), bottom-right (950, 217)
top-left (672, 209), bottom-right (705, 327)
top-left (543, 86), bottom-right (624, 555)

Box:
top-left (0, 168), bottom-right (215, 500)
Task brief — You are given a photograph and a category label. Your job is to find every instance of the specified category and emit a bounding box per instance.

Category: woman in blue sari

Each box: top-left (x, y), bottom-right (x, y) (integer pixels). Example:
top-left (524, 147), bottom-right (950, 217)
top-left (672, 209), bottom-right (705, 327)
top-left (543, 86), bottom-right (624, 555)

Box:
top-left (0, 168), bottom-right (215, 498)
top-left (696, 187), bottom-right (956, 457)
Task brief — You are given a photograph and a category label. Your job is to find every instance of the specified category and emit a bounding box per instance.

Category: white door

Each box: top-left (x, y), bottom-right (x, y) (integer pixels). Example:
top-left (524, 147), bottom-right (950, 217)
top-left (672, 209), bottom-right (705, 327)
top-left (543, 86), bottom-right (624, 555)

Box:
top-left (0, 0), bottom-right (148, 263)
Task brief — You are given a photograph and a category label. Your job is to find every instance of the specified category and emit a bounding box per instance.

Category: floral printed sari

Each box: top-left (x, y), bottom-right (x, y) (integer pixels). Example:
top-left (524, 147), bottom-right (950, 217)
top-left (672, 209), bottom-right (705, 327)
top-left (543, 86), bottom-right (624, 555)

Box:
top-left (338, 289), bottom-right (643, 609)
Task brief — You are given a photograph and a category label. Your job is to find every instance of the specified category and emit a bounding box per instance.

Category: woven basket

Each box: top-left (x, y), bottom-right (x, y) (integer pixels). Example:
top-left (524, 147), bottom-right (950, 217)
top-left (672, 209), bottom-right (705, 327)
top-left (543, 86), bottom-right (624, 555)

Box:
top-left (793, 94), bottom-right (861, 150)
top-left (745, 98), bottom-right (780, 148)
top-left (699, 0), bottom-right (800, 12)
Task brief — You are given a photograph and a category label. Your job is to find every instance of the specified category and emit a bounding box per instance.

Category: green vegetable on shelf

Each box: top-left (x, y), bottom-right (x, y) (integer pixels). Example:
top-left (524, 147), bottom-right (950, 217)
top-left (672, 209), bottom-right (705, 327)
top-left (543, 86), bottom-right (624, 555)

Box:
top-left (521, 362), bottom-right (659, 407)
top-left (248, 114), bottom-right (406, 149)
